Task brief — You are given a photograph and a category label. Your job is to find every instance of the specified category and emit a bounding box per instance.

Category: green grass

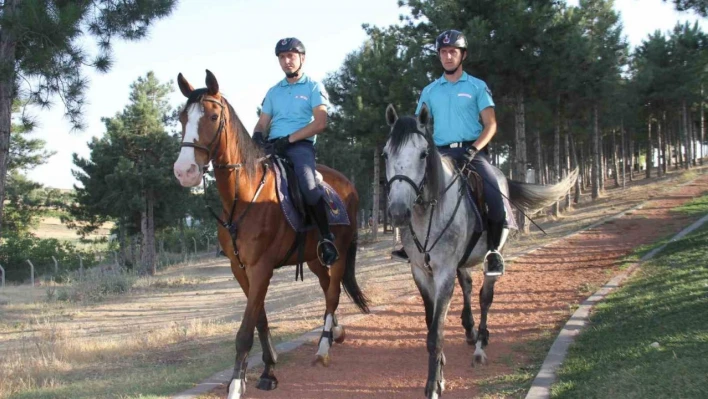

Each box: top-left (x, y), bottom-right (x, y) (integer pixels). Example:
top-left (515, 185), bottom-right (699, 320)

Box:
top-left (476, 329), bottom-right (558, 398)
top-left (550, 196), bottom-right (708, 399)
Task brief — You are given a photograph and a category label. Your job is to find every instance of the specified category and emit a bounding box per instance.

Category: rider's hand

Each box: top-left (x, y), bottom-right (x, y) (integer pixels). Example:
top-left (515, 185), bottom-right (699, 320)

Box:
top-left (252, 131), bottom-right (267, 148)
top-left (464, 145), bottom-right (479, 164)
top-left (274, 136), bottom-right (291, 156)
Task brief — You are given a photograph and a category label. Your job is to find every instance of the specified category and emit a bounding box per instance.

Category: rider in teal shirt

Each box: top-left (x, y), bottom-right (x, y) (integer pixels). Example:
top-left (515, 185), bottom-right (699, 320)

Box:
top-left (392, 30), bottom-right (508, 276)
top-left (252, 38), bottom-right (338, 267)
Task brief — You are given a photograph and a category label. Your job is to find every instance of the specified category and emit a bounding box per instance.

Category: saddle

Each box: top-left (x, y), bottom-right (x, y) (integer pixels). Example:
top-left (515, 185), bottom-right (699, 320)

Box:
top-left (272, 156), bottom-right (350, 233)
top-left (456, 162), bottom-right (518, 231)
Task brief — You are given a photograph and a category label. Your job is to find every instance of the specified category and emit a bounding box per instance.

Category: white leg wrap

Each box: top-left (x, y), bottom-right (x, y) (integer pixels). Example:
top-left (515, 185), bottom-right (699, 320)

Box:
top-left (316, 314), bottom-right (333, 357)
top-left (226, 378), bottom-right (246, 399)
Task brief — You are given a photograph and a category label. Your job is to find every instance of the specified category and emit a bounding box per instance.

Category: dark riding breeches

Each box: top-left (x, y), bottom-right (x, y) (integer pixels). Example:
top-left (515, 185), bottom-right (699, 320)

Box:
top-left (437, 147), bottom-right (505, 223)
top-left (282, 140), bottom-right (323, 206)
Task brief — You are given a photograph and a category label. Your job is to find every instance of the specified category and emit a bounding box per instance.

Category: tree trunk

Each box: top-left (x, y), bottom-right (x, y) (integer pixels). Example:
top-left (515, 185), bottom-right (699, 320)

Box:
top-left (141, 189), bottom-right (156, 275)
top-left (118, 219), bottom-right (128, 266)
top-left (661, 112), bottom-right (667, 174)
top-left (683, 101), bottom-right (690, 170)
top-left (592, 105), bottom-right (600, 199)
top-left (655, 120), bottom-right (661, 177)
top-left (599, 132), bottom-right (605, 193)
top-left (514, 92), bottom-right (529, 233)
top-left (0, 0), bottom-right (20, 239)
top-left (701, 87), bottom-right (705, 165)
top-left (621, 120), bottom-right (626, 189)
top-left (535, 129), bottom-right (542, 184)
top-left (580, 143), bottom-right (587, 190)
top-left (691, 112), bottom-right (698, 166)
top-left (629, 136), bottom-right (635, 182)
top-left (612, 129), bottom-right (619, 187)
top-left (646, 119), bottom-right (653, 179)
top-left (570, 135), bottom-right (581, 204)
top-left (372, 145), bottom-right (380, 240)
top-left (553, 104), bottom-right (561, 216)
top-left (564, 132), bottom-right (571, 209)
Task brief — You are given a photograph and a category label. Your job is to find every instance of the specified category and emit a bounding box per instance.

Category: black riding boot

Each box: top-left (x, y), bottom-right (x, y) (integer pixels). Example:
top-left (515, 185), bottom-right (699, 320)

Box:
top-left (485, 220), bottom-right (509, 276)
top-left (391, 247), bottom-right (409, 262)
top-left (312, 198), bottom-right (339, 267)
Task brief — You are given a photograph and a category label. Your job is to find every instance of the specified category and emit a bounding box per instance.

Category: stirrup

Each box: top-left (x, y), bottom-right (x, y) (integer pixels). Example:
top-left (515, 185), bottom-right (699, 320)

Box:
top-left (483, 250), bottom-right (505, 276)
top-left (317, 238), bottom-right (339, 267)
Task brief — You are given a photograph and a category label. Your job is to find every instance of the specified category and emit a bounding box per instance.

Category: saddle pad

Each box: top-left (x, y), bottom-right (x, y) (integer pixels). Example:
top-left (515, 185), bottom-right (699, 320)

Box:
top-left (464, 184), bottom-right (518, 231)
top-left (273, 162), bottom-right (350, 232)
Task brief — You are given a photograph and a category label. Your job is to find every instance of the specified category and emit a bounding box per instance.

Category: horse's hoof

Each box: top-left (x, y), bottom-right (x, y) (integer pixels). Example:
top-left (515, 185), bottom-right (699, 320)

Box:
top-left (312, 353), bottom-right (330, 367)
top-left (424, 380), bottom-right (443, 399)
top-left (465, 330), bottom-right (476, 345)
top-left (473, 351), bottom-right (488, 366)
top-left (333, 325), bottom-right (345, 344)
top-left (256, 376), bottom-right (278, 391)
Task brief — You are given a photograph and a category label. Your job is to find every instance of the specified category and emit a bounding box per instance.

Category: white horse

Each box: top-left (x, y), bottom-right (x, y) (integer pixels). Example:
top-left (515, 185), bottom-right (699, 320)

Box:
top-left (383, 104), bottom-right (577, 399)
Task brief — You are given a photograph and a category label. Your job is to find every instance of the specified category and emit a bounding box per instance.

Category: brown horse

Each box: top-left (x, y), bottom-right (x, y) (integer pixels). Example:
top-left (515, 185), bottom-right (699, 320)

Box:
top-left (172, 70), bottom-right (369, 399)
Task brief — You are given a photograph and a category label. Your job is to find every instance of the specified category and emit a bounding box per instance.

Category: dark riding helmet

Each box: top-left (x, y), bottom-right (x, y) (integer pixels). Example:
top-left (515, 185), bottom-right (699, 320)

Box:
top-left (435, 30), bottom-right (467, 52)
top-left (275, 38), bottom-right (306, 56)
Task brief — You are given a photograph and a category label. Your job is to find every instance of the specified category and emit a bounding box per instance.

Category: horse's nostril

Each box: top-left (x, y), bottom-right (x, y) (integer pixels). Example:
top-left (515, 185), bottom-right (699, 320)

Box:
top-left (187, 164), bottom-right (198, 176)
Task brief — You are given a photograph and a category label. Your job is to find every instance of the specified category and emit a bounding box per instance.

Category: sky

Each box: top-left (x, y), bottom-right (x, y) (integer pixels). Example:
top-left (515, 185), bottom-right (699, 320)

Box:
top-left (23, 0), bottom-right (708, 189)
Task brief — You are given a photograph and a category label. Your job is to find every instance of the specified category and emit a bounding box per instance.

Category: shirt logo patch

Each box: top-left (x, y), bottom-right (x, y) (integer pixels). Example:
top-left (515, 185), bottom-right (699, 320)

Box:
top-left (295, 95), bottom-right (309, 101)
top-left (458, 93), bottom-right (472, 98)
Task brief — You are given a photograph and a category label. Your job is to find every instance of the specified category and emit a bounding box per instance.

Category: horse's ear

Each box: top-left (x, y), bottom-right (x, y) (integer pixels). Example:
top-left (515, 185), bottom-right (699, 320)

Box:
top-left (177, 73), bottom-right (194, 98)
top-left (418, 103), bottom-right (430, 127)
top-left (385, 104), bottom-right (398, 127)
top-left (205, 69), bottom-right (219, 96)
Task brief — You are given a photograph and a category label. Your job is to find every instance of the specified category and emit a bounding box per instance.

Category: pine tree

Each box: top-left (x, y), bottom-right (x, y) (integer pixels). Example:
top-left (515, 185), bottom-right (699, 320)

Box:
top-left (0, 0), bottom-right (177, 238)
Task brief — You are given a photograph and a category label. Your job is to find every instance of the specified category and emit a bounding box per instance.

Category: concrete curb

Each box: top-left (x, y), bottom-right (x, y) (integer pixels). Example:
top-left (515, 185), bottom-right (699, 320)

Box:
top-left (524, 212), bottom-right (708, 399)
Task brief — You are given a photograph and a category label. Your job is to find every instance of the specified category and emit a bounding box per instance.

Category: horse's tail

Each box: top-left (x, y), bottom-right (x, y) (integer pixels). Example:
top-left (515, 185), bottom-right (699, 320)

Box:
top-left (508, 167), bottom-right (579, 212)
top-left (342, 232), bottom-right (370, 314)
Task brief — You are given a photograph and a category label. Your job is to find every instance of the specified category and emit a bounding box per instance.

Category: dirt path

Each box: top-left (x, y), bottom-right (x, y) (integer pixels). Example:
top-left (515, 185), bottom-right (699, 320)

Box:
top-left (204, 172), bottom-right (708, 399)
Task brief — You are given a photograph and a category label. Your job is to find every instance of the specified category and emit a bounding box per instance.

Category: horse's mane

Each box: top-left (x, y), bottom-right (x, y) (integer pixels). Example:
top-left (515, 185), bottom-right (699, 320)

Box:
top-left (184, 89), bottom-right (264, 177)
top-left (388, 116), bottom-right (450, 204)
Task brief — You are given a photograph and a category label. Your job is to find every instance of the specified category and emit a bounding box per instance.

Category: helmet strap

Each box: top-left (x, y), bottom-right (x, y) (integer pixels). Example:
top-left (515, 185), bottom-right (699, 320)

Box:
top-left (441, 49), bottom-right (465, 75)
top-left (286, 54), bottom-right (304, 79)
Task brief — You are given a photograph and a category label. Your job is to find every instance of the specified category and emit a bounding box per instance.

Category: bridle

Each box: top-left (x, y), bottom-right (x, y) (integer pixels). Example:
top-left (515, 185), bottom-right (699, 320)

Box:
top-left (180, 95), bottom-right (241, 173)
top-left (385, 131), bottom-right (433, 207)
top-left (384, 127), bottom-right (467, 269)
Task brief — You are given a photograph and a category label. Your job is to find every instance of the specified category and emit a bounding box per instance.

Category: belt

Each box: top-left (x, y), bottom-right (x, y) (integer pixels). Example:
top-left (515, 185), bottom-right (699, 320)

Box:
top-left (438, 141), bottom-right (474, 149)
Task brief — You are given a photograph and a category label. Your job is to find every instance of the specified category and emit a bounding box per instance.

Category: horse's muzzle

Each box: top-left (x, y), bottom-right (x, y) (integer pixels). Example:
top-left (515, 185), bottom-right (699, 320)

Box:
top-left (388, 202), bottom-right (411, 227)
top-left (173, 162), bottom-right (202, 187)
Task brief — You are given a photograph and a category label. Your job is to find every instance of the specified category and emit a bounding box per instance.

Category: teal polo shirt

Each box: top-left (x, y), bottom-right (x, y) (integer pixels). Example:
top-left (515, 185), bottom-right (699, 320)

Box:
top-left (261, 74), bottom-right (330, 142)
top-left (415, 72), bottom-right (495, 146)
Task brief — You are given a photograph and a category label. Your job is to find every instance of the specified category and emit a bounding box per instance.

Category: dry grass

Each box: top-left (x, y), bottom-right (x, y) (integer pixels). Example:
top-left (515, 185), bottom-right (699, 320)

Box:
top-left (29, 217), bottom-right (112, 248)
top-left (0, 315), bottom-right (237, 399)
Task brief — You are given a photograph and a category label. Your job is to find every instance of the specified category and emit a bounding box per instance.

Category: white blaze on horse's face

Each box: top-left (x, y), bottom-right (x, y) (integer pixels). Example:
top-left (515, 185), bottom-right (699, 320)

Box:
top-left (385, 133), bottom-right (428, 227)
top-left (173, 103), bottom-right (204, 187)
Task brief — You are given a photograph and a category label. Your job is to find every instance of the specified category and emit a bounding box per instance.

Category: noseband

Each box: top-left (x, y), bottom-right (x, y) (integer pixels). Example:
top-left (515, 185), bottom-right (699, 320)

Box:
top-left (180, 96), bottom-right (229, 172)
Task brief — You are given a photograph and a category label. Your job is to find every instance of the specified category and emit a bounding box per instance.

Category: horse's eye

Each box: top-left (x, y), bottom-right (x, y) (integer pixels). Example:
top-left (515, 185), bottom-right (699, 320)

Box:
top-left (420, 150), bottom-right (428, 159)
top-left (382, 152), bottom-right (388, 160)
top-left (210, 114), bottom-right (218, 121)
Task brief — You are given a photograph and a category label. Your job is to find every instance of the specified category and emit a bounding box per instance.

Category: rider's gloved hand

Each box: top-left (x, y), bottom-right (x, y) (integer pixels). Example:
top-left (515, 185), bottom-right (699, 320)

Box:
top-left (274, 136), bottom-right (291, 156)
top-left (252, 131), bottom-right (267, 148)
top-left (464, 145), bottom-right (479, 164)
